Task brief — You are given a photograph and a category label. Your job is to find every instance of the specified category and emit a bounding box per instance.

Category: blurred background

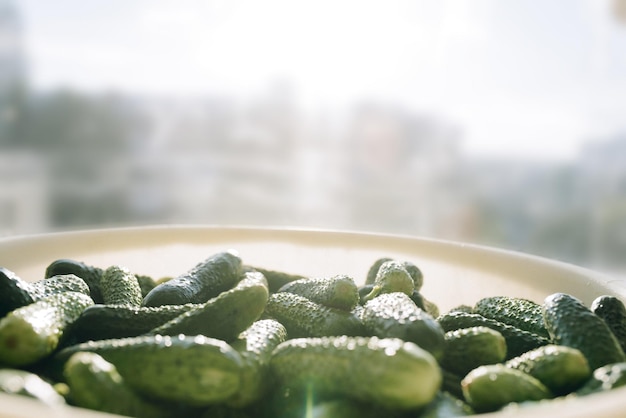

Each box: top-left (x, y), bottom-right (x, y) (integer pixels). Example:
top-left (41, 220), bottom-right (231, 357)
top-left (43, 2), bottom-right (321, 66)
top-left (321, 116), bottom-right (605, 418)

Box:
top-left (1, 0), bottom-right (626, 275)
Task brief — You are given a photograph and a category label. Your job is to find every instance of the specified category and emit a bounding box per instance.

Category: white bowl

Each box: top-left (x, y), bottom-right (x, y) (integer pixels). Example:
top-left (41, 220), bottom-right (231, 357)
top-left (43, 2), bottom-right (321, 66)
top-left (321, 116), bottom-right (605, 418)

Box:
top-left (0, 225), bottom-right (625, 417)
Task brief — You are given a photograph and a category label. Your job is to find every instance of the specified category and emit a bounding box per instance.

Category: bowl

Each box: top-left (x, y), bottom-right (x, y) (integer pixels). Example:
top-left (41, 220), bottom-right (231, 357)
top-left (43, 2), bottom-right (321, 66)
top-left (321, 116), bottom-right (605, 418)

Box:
top-left (0, 225), bottom-right (625, 417)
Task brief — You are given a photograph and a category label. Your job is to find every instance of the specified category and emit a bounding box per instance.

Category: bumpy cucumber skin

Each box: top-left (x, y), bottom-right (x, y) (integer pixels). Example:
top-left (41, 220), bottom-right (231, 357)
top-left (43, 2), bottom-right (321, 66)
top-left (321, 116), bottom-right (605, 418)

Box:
top-left (577, 362), bottom-right (626, 395)
top-left (65, 303), bottom-right (200, 343)
top-left (360, 292), bottom-right (445, 360)
top-left (45, 259), bottom-right (105, 304)
top-left (505, 344), bottom-right (591, 395)
top-left (474, 296), bottom-right (549, 338)
top-left (362, 261), bottom-right (414, 302)
top-left (56, 334), bottom-right (243, 406)
top-left (228, 319), bottom-right (288, 407)
top-left (265, 292), bottom-right (365, 338)
top-left (30, 274), bottom-right (91, 299)
top-left (437, 311), bottom-right (549, 359)
top-left (461, 364), bottom-right (552, 413)
top-left (277, 274), bottom-right (359, 311)
top-left (146, 271), bottom-right (269, 341)
top-left (136, 274), bottom-right (157, 298)
top-left (64, 352), bottom-right (178, 418)
top-left (365, 258), bottom-right (423, 290)
top-left (142, 251), bottom-right (243, 307)
top-left (0, 368), bottom-right (66, 405)
top-left (0, 292), bottom-right (94, 366)
top-left (441, 326), bottom-right (507, 376)
top-left (270, 336), bottom-right (442, 410)
top-left (0, 267), bottom-right (35, 318)
top-left (100, 265), bottom-right (143, 306)
top-left (591, 295), bottom-right (626, 353)
top-left (543, 293), bottom-right (626, 370)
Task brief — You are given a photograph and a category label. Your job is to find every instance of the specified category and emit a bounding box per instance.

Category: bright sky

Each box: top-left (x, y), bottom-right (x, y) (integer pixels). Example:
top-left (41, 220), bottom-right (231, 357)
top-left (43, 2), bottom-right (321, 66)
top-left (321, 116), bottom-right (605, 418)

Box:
top-left (13, 0), bottom-right (626, 160)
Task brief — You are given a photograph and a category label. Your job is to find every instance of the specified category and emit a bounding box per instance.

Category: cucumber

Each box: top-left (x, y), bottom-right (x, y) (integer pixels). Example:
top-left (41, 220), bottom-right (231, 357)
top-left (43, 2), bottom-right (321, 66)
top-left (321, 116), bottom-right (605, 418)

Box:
top-left (277, 274), bottom-right (359, 311)
top-left (591, 295), bottom-right (626, 353)
top-left (227, 319), bottom-right (287, 407)
top-left (361, 260), bottom-right (414, 303)
top-left (45, 259), bottom-right (105, 304)
top-left (64, 352), bottom-right (179, 418)
top-left (437, 311), bottom-right (549, 359)
top-left (543, 292), bottom-right (625, 370)
top-left (461, 364), bottom-right (552, 412)
top-left (474, 295), bottom-right (549, 338)
top-left (264, 292), bottom-right (365, 338)
top-left (64, 303), bottom-right (200, 344)
top-left (56, 334), bottom-right (243, 406)
top-left (419, 391), bottom-right (475, 418)
top-left (270, 336), bottom-right (441, 410)
top-left (30, 274), bottom-right (91, 299)
top-left (505, 344), bottom-right (591, 395)
top-left (136, 274), bottom-right (158, 298)
top-left (577, 362), bottom-right (626, 396)
top-left (441, 326), bottom-right (507, 376)
top-left (142, 251), bottom-right (243, 307)
top-left (0, 368), bottom-right (66, 405)
top-left (360, 292), bottom-right (445, 359)
top-left (0, 267), bottom-right (36, 318)
top-left (365, 258), bottom-right (423, 291)
top-left (100, 265), bottom-right (143, 306)
top-left (146, 271), bottom-right (269, 341)
top-left (0, 292), bottom-right (94, 366)
top-left (244, 265), bottom-right (306, 293)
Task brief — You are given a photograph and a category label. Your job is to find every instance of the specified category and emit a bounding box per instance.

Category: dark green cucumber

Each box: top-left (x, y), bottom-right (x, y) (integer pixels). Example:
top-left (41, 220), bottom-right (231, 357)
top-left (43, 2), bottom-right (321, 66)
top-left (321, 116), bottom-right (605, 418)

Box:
top-left (142, 251), bottom-right (243, 307)
top-left (244, 265), bottom-right (305, 293)
top-left (461, 364), bottom-right (552, 413)
top-left (437, 311), bottom-right (549, 359)
top-left (64, 303), bottom-right (201, 343)
top-left (474, 295), bottom-right (549, 338)
top-left (264, 292), bottom-right (365, 338)
top-left (100, 265), bottom-right (143, 306)
top-left (45, 259), bottom-right (105, 304)
top-left (277, 274), bottom-right (359, 311)
top-left (269, 336), bottom-right (441, 410)
top-left (0, 292), bottom-right (94, 366)
top-left (591, 295), bottom-right (626, 353)
top-left (227, 319), bottom-right (287, 407)
top-left (0, 368), bottom-right (66, 405)
top-left (0, 267), bottom-right (35, 318)
top-left (441, 326), bottom-right (507, 376)
top-left (505, 344), bottom-right (591, 395)
top-left (543, 292), bottom-right (625, 370)
top-left (146, 271), bottom-right (269, 341)
top-left (56, 334), bottom-right (243, 406)
top-left (64, 352), bottom-right (179, 418)
top-left (30, 274), bottom-right (91, 299)
top-left (136, 274), bottom-right (158, 298)
top-left (360, 292), bottom-right (445, 359)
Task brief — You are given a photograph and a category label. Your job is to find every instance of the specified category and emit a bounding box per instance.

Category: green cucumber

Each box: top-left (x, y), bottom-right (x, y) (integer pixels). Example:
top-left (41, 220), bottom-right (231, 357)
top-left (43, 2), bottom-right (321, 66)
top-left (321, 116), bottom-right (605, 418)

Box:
top-left (64, 352), bottom-right (179, 418)
top-left (100, 265), bottom-right (143, 306)
top-left (0, 267), bottom-right (36, 318)
top-left (474, 295), bottom-right (549, 338)
top-left (0, 292), bottom-right (94, 366)
top-left (244, 265), bottom-right (306, 293)
top-left (277, 274), bottom-right (359, 311)
top-left (146, 271), bottom-right (269, 341)
top-left (142, 251), bottom-right (243, 307)
top-left (30, 274), bottom-right (91, 299)
top-left (264, 292), bottom-right (365, 338)
top-left (543, 292), bottom-right (625, 370)
top-left (360, 292), bottom-right (445, 359)
top-left (441, 326), bottom-right (507, 376)
top-left (56, 334), bottom-right (243, 406)
top-left (361, 260), bottom-right (414, 303)
top-left (577, 362), bottom-right (626, 396)
top-left (0, 368), bottom-right (66, 405)
top-left (45, 259), bottom-right (105, 304)
top-left (227, 319), bottom-right (287, 407)
top-left (591, 295), bottom-right (626, 353)
top-left (270, 336), bottom-right (441, 410)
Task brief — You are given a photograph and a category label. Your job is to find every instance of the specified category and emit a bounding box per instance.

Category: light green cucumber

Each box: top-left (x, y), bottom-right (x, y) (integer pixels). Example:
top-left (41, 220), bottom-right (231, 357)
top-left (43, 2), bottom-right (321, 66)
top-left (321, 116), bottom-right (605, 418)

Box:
top-left (361, 260), bottom-right (414, 303)
top-left (0, 291), bottom-right (94, 366)
top-left (264, 292), bottom-right (365, 338)
top-left (577, 362), bottom-right (626, 396)
top-left (146, 271), bottom-right (269, 341)
top-left (277, 274), bottom-right (359, 311)
top-left (441, 326), bottom-right (507, 376)
top-left (100, 265), bottom-right (143, 306)
top-left (227, 319), bottom-right (287, 407)
top-left (30, 274), bottom-right (91, 300)
top-left (64, 352), bottom-right (178, 418)
top-left (461, 364), bottom-right (552, 412)
top-left (270, 336), bottom-right (442, 410)
top-left (56, 334), bottom-right (243, 406)
top-left (0, 368), bottom-right (66, 405)
top-left (505, 344), bottom-right (591, 395)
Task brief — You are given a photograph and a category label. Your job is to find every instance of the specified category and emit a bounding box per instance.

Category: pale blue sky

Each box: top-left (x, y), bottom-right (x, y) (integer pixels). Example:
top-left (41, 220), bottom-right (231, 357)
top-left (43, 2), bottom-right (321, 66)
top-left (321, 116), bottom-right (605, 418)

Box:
top-left (13, 0), bottom-right (626, 160)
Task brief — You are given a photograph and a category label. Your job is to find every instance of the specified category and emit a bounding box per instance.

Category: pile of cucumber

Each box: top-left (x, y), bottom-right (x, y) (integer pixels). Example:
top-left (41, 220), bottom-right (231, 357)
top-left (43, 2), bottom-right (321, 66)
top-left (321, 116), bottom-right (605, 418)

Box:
top-left (1, 250), bottom-right (626, 417)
